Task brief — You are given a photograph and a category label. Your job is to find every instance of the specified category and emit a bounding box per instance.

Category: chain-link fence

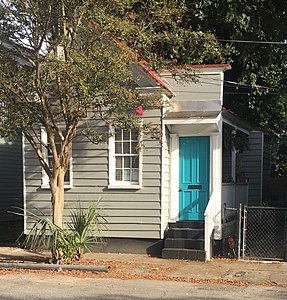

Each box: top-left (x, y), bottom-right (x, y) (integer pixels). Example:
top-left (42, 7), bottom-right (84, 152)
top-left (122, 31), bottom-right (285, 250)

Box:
top-left (243, 206), bottom-right (287, 260)
top-left (222, 204), bottom-right (242, 258)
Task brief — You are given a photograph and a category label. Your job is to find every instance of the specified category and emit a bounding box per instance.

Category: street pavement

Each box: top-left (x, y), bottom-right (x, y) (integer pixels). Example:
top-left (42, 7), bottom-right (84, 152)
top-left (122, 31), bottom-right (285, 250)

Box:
top-left (0, 247), bottom-right (286, 299)
top-left (0, 273), bottom-right (286, 300)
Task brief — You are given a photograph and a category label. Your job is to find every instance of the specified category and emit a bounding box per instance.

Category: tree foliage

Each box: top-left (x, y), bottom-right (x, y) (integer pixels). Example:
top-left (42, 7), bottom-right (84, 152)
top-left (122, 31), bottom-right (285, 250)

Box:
top-left (90, 0), bottom-right (229, 67)
top-left (0, 0), bottom-right (226, 241)
top-left (183, 0), bottom-right (287, 133)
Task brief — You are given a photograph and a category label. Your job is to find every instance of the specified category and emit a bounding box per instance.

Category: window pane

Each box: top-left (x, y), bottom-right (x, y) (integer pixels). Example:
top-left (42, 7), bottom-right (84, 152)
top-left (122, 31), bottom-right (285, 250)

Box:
top-left (131, 130), bottom-right (138, 141)
top-left (124, 157), bottom-right (130, 168)
top-left (64, 167), bottom-right (70, 182)
top-left (116, 169), bottom-right (122, 181)
top-left (115, 142), bottom-right (122, 154)
top-left (131, 169), bottom-right (139, 182)
top-left (131, 142), bottom-right (138, 154)
top-left (116, 157), bottom-right (122, 168)
top-left (123, 169), bottom-right (130, 181)
top-left (132, 156), bottom-right (139, 168)
top-left (123, 130), bottom-right (130, 140)
top-left (123, 142), bottom-right (130, 154)
top-left (115, 129), bottom-right (122, 141)
top-left (48, 157), bottom-right (53, 170)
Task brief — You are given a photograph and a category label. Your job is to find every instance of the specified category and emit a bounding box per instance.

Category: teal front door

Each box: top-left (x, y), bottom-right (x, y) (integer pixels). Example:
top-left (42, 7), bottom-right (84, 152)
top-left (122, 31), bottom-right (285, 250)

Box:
top-left (179, 136), bottom-right (210, 220)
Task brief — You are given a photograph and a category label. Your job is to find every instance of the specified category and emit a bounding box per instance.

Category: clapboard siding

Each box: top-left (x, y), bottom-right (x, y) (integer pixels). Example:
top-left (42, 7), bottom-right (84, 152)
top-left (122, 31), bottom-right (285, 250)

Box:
top-left (0, 136), bottom-right (23, 221)
top-left (242, 131), bottom-right (263, 206)
top-left (24, 109), bottom-right (163, 239)
top-left (262, 134), bottom-right (271, 203)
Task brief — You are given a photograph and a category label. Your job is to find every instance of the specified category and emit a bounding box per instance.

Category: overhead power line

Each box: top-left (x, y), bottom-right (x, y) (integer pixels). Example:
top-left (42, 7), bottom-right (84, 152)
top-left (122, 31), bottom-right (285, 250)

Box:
top-left (218, 39), bottom-right (287, 45)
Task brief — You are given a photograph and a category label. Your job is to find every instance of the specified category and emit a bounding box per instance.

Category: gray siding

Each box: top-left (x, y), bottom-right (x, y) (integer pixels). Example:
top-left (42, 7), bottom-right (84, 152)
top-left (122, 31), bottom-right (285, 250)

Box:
top-left (242, 131), bottom-right (263, 206)
top-left (222, 147), bottom-right (232, 182)
top-left (24, 109), bottom-right (163, 239)
top-left (0, 136), bottom-right (23, 221)
top-left (262, 134), bottom-right (271, 204)
top-left (160, 72), bottom-right (223, 112)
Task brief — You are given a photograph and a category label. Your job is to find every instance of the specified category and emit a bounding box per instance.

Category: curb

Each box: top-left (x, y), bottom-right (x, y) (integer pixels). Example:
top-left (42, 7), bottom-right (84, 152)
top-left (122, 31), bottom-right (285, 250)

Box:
top-left (0, 262), bottom-right (109, 272)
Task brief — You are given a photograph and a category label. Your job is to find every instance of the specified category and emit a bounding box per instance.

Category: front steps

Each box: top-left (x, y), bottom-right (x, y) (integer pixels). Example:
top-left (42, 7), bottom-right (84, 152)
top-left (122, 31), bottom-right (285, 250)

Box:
top-left (162, 221), bottom-right (205, 261)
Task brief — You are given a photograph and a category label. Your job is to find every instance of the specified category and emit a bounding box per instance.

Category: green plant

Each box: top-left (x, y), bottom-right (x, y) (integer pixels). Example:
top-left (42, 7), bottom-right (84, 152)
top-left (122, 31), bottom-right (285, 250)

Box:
top-left (17, 202), bottom-right (104, 264)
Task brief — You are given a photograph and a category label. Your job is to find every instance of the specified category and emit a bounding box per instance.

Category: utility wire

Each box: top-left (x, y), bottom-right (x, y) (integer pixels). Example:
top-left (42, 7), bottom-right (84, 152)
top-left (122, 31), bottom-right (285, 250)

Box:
top-left (218, 39), bottom-right (287, 45)
top-left (162, 74), bottom-right (279, 91)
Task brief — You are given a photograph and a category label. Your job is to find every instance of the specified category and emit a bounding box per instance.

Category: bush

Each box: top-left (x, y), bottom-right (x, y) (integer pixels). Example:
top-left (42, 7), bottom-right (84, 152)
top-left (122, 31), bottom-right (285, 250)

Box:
top-left (19, 202), bottom-right (104, 264)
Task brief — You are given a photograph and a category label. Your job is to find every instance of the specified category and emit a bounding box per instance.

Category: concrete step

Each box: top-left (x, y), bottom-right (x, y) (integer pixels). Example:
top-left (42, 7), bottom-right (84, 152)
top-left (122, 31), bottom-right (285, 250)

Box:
top-left (168, 221), bottom-right (204, 229)
top-left (165, 228), bottom-right (204, 239)
top-left (164, 238), bottom-right (204, 250)
top-left (162, 248), bottom-right (205, 261)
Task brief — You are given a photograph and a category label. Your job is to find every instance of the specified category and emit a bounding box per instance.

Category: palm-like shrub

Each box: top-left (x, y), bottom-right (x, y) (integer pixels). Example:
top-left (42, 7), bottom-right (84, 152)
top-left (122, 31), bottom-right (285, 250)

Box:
top-left (19, 202), bottom-right (104, 264)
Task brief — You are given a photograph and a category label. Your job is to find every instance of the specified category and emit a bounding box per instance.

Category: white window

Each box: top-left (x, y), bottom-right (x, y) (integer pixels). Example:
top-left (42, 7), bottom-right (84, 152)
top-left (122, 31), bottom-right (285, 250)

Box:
top-left (41, 128), bottom-right (73, 188)
top-left (108, 128), bottom-right (142, 189)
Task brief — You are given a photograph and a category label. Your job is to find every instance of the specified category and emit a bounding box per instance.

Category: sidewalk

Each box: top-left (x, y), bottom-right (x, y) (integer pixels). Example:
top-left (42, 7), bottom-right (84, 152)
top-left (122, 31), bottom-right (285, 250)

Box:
top-left (0, 247), bottom-right (286, 287)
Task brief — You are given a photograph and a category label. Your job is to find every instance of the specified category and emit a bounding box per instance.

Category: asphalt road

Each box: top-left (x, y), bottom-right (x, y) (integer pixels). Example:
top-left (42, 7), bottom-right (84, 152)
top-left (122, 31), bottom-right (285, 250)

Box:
top-left (0, 273), bottom-right (286, 300)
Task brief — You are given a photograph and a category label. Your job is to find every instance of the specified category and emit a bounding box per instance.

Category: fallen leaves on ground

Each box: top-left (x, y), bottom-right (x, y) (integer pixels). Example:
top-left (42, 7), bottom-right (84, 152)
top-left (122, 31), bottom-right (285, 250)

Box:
top-left (0, 258), bottom-right (285, 288)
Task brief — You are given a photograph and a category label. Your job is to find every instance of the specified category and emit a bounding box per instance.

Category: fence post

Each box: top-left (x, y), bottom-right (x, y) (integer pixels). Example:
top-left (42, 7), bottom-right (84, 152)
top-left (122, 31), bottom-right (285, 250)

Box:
top-left (242, 205), bottom-right (247, 259)
top-left (237, 203), bottom-right (242, 259)
top-left (284, 210), bottom-right (287, 261)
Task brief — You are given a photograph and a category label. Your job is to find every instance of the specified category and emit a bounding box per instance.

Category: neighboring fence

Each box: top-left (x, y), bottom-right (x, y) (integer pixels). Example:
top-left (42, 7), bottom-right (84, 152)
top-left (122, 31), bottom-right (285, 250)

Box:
top-left (242, 206), bottom-right (287, 260)
top-left (222, 204), bottom-right (242, 258)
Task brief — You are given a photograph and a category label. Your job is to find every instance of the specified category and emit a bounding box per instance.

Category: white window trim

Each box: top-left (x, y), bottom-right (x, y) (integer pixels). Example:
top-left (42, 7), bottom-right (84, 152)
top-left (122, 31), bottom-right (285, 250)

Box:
top-left (41, 127), bottom-right (73, 189)
top-left (108, 127), bottom-right (143, 189)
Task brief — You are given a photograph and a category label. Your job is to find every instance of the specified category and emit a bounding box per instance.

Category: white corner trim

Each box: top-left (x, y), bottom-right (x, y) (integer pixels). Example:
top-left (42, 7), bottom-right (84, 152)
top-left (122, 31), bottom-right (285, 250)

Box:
top-left (160, 109), bottom-right (166, 239)
top-left (22, 133), bottom-right (27, 234)
top-left (220, 71), bottom-right (224, 106)
top-left (169, 134), bottom-right (179, 222)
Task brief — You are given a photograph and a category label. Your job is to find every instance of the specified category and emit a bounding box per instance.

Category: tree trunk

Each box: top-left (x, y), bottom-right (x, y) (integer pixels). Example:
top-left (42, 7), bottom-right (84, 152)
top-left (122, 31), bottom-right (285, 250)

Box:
top-left (50, 167), bottom-right (65, 229)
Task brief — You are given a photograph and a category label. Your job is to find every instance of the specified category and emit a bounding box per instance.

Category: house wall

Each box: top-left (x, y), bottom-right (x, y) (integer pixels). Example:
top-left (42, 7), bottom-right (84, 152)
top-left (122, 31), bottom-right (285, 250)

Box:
top-left (159, 71), bottom-right (223, 112)
top-left (162, 126), bottom-right (171, 233)
top-left (24, 109), bottom-right (163, 239)
top-left (241, 131), bottom-right (263, 206)
top-left (222, 147), bottom-right (232, 182)
top-left (0, 136), bottom-right (23, 221)
top-left (222, 124), bottom-right (233, 182)
top-left (262, 134), bottom-right (271, 204)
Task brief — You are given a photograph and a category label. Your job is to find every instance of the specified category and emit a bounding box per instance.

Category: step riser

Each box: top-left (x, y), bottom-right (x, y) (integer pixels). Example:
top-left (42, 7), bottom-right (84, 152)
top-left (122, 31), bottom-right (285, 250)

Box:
top-left (168, 221), bottom-right (204, 229)
top-left (162, 248), bottom-right (205, 261)
top-left (162, 221), bottom-right (206, 261)
top-left (165, 229), bottom-right (204, 239)
top-left (164, 239), bottom-right (204, 250)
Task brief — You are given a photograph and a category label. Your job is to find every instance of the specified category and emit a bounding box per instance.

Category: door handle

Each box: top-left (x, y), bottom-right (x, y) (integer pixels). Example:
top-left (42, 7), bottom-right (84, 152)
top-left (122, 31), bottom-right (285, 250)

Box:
top-left (178, 189), bottom-right (182, 192)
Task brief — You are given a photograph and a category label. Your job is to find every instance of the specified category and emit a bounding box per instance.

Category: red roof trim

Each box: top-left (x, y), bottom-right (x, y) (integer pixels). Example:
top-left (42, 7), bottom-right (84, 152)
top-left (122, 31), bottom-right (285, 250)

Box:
top-left (140, 63), bottom-right (232, 96)
top-left (170, 64), bottom-right (232, 70)
top-left (88, 20), bottom-right (231, 95)
top-left (139, 61), bottom-right (175, 96)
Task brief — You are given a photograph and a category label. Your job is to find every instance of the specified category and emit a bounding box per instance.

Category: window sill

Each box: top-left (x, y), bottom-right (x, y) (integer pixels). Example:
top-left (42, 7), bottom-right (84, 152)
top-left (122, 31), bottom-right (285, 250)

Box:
top-left (108, 183), bottom-right (142, 190)
top-left (41, 184), bottom-right (73, 190)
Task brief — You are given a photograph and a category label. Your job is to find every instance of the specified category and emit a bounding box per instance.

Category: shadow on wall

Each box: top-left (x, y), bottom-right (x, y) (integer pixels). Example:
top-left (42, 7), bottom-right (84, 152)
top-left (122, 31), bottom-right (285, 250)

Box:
top-left (269, 177), bottom-right (287, 207)
top-left (0, 219), bottom-right (23, 246)
top-left (89, 238), bottom-right (163, 257)
top-left (0, 136), bottom-right (23, 222)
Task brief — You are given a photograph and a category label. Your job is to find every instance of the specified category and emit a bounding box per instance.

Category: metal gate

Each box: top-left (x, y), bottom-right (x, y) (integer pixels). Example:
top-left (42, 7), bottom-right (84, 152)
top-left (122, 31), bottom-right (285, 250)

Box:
top-left (243, 206), bottom-right (287, 260)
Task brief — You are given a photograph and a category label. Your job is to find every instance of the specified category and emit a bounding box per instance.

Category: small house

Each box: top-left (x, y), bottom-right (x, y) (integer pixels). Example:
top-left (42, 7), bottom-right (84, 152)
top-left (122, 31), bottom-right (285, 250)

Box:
top-left (22, 64), bottom-right (270, 260)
